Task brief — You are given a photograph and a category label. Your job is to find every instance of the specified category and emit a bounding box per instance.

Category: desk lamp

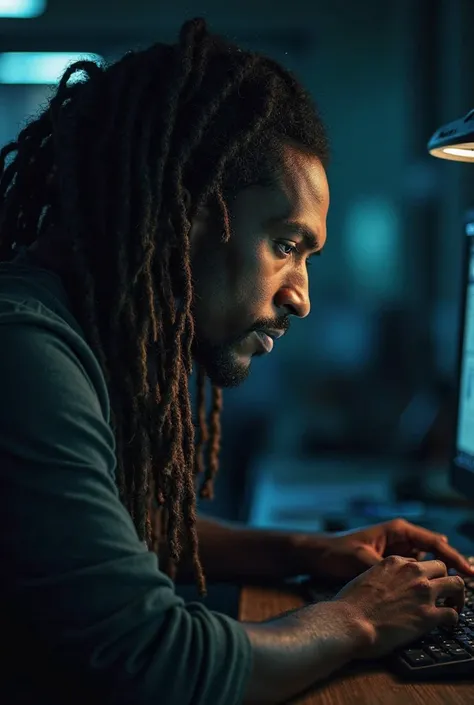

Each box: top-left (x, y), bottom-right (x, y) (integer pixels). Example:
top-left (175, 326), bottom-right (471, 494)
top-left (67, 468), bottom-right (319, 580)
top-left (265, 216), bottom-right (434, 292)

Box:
top-left (428, 109), bottom-right (474, 162)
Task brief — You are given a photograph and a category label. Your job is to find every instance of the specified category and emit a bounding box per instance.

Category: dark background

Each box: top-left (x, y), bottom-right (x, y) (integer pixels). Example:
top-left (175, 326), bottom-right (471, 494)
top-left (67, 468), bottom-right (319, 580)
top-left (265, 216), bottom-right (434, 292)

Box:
top-left (3, 0), bottom-right (474, 553)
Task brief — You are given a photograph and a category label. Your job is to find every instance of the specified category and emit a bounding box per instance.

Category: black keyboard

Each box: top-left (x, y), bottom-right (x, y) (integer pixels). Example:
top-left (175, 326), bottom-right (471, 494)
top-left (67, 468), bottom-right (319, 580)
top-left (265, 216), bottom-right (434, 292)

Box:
top-left (307, 558), bottom-right (474, 680)
top-left (391, 574), bottom-right (474, 679)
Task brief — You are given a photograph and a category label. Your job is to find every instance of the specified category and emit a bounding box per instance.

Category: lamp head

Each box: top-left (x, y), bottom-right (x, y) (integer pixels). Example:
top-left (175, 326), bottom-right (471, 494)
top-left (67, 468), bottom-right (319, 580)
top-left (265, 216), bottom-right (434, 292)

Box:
top-left (428, 109), bottom-right (474, 162)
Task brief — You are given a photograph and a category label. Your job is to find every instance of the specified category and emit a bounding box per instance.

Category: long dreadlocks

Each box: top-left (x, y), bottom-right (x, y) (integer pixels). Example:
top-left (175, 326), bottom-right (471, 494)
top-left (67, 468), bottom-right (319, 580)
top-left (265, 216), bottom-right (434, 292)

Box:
top-left (0, 18), bottom-right (329, 594)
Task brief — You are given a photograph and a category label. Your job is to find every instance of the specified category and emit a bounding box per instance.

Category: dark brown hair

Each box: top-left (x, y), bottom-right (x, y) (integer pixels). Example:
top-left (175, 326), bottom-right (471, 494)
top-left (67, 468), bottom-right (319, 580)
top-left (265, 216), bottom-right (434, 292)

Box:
top-left (0, 18), bottom-right (329, 593)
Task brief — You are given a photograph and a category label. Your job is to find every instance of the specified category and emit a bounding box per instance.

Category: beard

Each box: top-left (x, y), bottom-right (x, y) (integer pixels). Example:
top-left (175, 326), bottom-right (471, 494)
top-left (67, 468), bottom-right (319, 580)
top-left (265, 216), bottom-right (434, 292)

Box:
top-left (192, 335), bottom-right (254, 388)
top-left (192, 314), bottom-right (291, 388)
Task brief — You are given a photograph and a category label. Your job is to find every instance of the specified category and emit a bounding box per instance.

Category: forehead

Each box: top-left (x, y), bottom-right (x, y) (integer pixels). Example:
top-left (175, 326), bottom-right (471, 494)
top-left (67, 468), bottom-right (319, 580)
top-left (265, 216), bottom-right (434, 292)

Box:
top-left (226, 146), bottom-right (329, 246)
top-left (278, 145), bottom-right (330, 221)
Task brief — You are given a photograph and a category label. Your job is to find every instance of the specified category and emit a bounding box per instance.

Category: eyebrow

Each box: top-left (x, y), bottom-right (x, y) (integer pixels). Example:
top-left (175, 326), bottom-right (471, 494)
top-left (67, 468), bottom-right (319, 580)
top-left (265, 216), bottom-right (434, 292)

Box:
top-left (267, 217), bottom-right (323, 253)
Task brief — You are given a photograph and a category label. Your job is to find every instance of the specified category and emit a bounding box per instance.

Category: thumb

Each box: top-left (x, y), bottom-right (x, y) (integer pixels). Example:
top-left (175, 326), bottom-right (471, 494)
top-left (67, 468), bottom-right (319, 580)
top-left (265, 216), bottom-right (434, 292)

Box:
top-left (352, 545), bottom-right (383, 569)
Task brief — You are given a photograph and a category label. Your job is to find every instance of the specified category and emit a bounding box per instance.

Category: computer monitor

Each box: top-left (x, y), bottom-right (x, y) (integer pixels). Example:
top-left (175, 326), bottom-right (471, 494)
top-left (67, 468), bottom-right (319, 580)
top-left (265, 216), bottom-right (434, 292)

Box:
top-left (451, 208), bottom-right (474, 504)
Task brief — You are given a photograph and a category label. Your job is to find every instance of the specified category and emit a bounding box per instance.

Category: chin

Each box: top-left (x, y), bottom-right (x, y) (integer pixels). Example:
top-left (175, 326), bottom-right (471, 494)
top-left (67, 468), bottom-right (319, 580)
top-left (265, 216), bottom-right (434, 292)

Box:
top-left (204, 357), bottom-right (251, 388)
top-left (194, 341), bottom-right (252, 388)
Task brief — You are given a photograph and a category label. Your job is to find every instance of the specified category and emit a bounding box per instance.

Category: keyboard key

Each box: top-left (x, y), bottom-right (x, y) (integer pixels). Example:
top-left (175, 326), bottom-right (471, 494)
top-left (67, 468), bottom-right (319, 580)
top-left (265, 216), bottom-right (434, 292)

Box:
top-left (455, 638), bottom-right (474, 653)
top-left (403, 649), bottom-right (435, 667)
top-left (451, 628), bottom-right (468, 638)
top-left (446, 647), bottom-right (471, 660)
top-left (424, 646), bottom-right (452, 662)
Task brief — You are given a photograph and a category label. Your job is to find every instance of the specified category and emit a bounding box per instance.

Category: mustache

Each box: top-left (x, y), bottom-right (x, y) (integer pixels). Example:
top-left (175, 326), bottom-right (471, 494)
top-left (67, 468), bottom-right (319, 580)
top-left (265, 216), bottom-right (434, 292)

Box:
top-left (249, 315), bottom-right (291, 336)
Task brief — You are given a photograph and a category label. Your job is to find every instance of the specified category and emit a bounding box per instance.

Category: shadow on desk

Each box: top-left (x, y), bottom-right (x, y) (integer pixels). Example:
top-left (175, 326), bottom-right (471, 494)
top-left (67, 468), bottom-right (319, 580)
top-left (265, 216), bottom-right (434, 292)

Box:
top-left (239, 584), bottom-right (474, 705)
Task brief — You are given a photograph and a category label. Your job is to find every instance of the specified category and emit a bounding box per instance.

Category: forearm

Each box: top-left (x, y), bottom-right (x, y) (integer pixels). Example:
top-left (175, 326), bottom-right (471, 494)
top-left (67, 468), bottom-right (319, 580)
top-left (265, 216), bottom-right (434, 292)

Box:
top-left (170, 515), bottom-right (321, 583)
top-left (198, 516), bottom-right (295, 582)
top-left (242, 601), bottom-right (370, 705)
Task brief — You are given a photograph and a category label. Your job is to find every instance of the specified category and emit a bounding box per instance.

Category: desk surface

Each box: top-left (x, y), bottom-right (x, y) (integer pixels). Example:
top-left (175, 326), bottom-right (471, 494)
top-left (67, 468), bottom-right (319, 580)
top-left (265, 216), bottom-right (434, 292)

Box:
top-left (239, 585), bottom-right (474, 705)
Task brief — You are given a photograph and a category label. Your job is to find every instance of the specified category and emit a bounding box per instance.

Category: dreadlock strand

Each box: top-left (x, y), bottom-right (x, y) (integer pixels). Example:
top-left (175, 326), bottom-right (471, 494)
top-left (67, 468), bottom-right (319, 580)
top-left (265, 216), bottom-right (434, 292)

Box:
top-left (194, 365), bottom-right (209, 478)
top-left (200, 385), bottom-right (223, 500)
top-left (195, 75), bottom-right (281, 209)
top-left (92, 61), bottom-right (161, 526)
top-left (173, 54), bottom-right (259, 173)
top-left (178, 360), bottom-right (204, 593)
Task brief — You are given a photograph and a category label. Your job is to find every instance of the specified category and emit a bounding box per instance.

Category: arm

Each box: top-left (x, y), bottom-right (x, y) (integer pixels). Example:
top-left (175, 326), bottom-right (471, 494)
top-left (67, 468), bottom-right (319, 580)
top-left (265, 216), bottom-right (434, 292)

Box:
top-left (0, 317), bottom-right (251, 705)
top-left (155, 517), bottom-right (372, 703)
top-left (242, 601), bottom-right (370, 705)
top-left (166, 515), bottom-right (327, 583)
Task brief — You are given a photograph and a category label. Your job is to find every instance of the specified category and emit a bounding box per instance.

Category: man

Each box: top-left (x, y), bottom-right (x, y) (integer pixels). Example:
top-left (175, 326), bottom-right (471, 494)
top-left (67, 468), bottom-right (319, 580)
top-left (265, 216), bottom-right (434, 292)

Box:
top-left (0, 18), bottom-right (472, 705)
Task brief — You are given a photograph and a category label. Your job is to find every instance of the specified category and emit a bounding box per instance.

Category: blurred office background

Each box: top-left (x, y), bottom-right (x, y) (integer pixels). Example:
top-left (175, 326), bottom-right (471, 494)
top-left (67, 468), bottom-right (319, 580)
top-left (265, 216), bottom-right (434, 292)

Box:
top-left (3, 0), bottom-right (474, 542)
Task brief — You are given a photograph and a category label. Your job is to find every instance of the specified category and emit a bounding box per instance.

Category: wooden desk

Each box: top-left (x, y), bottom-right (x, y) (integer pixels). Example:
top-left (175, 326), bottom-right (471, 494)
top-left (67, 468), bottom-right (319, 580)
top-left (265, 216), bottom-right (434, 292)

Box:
top-left (239, 585), bottom-right (473, 705)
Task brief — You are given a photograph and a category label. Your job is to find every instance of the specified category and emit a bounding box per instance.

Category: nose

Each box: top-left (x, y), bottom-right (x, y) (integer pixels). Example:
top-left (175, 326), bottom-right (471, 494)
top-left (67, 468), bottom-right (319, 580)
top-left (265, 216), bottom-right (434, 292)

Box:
top-left (274, 283), bottom-right (311, 318)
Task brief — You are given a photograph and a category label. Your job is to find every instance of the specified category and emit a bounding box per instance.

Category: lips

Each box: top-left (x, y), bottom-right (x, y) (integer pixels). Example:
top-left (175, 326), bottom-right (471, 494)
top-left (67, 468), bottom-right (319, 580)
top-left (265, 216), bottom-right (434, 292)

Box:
top-left (255, 331), bottom-right (274, 353)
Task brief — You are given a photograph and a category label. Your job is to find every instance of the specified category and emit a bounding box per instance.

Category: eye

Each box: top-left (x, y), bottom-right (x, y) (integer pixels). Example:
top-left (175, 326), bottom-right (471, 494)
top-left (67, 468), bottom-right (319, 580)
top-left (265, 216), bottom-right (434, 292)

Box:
top-left (274, 240), bottom-right (297, 258)
top-left (274, 240), bottom-right (315, 268)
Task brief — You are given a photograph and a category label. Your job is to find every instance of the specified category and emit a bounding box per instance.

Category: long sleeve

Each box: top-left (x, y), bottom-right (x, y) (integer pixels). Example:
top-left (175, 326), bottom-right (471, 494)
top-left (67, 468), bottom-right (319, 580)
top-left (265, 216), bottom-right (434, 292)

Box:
top-left (0, 303), bottom-right (252, 705)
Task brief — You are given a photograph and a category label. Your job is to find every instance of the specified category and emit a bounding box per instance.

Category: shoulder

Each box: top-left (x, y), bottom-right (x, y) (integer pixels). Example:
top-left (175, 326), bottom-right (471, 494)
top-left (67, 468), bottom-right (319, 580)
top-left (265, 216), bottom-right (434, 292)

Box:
top-left (0, 306), bottom-right (116, 474)
top-left (0, 294), bottom-right (110, 422)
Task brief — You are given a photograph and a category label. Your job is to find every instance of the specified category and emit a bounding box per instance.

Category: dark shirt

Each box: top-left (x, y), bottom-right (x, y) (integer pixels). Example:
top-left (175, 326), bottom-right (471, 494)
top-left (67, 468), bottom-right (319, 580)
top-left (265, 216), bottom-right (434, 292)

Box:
top-left (0, 250), bottom-right (251, 704)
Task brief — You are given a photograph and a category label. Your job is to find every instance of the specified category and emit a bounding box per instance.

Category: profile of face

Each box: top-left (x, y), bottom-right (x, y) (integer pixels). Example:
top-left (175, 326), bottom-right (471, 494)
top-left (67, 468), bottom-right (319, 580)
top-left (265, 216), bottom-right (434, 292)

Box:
top-left (190, 144), bottom-right (330, 387)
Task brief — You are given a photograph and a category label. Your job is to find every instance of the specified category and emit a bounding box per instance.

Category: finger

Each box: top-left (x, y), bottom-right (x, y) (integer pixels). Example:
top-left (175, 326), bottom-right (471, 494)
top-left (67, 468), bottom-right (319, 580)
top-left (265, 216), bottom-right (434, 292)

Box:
top-left (431, 575), bottom-right (465, 613)
top-left (400, 525), bottom-right (474, 575)
top-left (432, 541), bottom-right (474, 576)
top-left (434, 606), bottom-right (459, 630)
top-left (351, 545), bottom-right (382, 569)
top-left (419, 558), bottom-right (448, 579)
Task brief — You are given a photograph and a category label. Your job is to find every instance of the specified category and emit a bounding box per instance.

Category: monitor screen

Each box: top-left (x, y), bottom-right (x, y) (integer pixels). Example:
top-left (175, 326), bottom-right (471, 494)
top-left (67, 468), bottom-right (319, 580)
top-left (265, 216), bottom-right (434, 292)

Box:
top-left (457, 241), bottom-right (474, 460)
top-left (452, 216), bottom-right (474, 500)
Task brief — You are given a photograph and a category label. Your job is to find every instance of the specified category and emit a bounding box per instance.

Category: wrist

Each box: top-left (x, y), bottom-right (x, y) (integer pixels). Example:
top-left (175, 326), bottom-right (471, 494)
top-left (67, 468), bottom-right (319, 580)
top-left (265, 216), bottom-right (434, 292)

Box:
top-left (245, 527), bottom-right (302, 579)
top-left (306, 599), bottom-right (374, 666)
top-left (324, 599), bottom-right (375, 657)
top-left (243, 600), bottom-right (365, 702)
top-left (260, 529), bottom-right (317, 578)
top-left (286, 531), bottom-right (332, 577)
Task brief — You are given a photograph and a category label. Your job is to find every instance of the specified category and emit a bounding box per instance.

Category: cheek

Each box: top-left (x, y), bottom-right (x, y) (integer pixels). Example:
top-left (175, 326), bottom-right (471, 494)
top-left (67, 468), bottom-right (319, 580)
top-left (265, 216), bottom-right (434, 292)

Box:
top-left (193, 237), bottom-right (280, 339)
top-left (232, 240), bottom-right (277, 311)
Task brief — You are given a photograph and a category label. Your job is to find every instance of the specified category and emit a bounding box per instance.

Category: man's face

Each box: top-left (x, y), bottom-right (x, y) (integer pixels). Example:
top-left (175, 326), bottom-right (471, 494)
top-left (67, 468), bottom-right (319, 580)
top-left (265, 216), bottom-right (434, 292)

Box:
top-left (190, 145), bottom-right (330, 387)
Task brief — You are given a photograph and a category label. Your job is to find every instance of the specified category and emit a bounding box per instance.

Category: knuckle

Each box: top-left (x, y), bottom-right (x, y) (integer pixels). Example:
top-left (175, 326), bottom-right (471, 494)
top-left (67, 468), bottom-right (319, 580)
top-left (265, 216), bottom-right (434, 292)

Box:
top-left (390, 518), bottom-right (406, 531)
top-left (454, 575), bottom-right (465, 588)
top-left (384, 555), bottom-right (403, 566)
top-left (405, 560), bottom-right (423, 575)
top-left (413, 578), bottom-right (432, 596)
top-left (419, 603), bottom-right (434, 620)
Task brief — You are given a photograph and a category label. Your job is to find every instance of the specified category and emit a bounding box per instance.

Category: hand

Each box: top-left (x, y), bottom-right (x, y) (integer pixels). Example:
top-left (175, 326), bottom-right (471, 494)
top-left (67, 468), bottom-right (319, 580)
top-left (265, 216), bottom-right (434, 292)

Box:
top-left (293, 518), bottom-right (474, 583)
top-left (332, 554), bottom-right (465, 659)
